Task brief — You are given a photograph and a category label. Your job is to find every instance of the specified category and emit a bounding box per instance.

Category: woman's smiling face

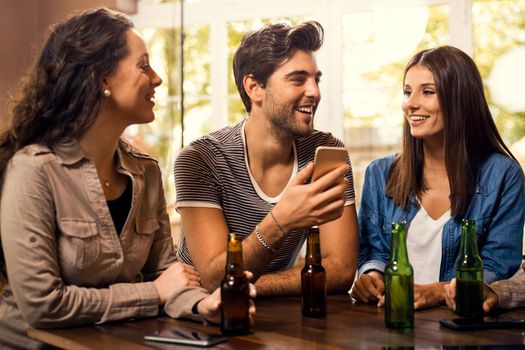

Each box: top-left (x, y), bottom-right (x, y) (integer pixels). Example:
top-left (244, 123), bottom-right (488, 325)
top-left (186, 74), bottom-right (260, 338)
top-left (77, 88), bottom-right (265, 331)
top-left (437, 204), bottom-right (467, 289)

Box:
top-left (402, 64), bottom-right (444, 142)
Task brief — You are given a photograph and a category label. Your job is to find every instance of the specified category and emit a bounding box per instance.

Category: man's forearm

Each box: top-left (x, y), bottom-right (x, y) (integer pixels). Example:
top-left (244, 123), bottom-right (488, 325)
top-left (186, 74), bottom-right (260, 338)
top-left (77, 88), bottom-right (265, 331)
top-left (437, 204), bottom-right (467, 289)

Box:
top-left (241, 231), bottom-right (281, 278)
top-left (255, 256), bottom-right (355, 297)
top-left (323, 256), bottom-right (355, 293)
top-left (200, 252), bottom-right (228, 291)
top-left (239, 214), bottom-right (295, 282)
top-left (200, 222), bottom-right (287, 291)
top-left (200, 245), bottom-right (273, 292)
top-left (255, 266), bottom-right (302, 297)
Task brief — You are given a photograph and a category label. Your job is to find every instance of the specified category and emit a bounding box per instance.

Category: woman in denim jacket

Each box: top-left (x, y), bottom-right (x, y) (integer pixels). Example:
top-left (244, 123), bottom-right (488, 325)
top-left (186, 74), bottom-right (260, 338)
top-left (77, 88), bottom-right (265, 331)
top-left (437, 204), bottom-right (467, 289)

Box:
top-left (351, 46), bottom-right (525, 310)
top-left (0, 9), bottom-right (254, 349)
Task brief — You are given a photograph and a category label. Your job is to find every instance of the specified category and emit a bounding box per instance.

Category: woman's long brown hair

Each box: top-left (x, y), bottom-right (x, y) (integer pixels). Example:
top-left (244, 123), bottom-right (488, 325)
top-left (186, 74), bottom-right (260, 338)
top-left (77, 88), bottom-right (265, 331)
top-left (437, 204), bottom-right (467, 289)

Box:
top-left (386, 46), bottom-right (516, 218)
top-left (0, 8), bottom-right (133, 284)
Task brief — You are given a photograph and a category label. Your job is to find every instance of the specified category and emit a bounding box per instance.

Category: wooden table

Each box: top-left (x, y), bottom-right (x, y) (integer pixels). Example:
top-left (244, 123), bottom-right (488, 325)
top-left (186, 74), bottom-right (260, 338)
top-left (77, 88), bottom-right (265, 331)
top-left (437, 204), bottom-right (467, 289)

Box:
top-left (28, 294), bottom-right (525, 349)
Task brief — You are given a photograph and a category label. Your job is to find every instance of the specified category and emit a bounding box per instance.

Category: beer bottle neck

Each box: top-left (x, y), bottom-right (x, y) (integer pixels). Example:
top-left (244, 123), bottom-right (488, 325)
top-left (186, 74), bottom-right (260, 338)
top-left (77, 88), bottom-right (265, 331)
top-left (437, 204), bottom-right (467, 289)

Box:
top-left (305, 227), bottom-right (322, 265)
top-left (226, 234), bottom-right (244, 276)
top-left (458, 219), bottom-right (481, 259)
top-left (390, 225), bottom-right (409, 264)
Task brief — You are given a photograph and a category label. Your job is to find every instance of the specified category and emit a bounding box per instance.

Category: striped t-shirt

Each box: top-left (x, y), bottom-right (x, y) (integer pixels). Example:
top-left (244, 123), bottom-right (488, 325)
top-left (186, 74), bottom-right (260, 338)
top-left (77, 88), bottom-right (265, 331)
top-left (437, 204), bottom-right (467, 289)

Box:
top-left (174, 119), bottom-right (355, 273)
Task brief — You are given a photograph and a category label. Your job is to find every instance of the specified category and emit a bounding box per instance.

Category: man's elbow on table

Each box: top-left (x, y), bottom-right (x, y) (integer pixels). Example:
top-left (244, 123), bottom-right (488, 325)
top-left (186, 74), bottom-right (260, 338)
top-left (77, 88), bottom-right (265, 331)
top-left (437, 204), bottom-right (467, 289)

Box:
top-left (197, 258), bottom-right (225, 292)
top-left (326, 259), bottom-right (356, 294)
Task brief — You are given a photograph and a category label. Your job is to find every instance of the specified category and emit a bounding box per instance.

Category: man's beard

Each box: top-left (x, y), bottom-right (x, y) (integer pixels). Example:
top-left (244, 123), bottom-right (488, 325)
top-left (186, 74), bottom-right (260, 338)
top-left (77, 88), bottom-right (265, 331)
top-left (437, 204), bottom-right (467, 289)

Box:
top-left (264, 92), bottom-right (314, 140)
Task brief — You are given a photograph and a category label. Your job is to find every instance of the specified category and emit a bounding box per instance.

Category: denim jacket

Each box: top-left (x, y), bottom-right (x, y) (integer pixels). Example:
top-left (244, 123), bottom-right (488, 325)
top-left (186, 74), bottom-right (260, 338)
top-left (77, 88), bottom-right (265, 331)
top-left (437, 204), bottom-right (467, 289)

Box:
top-left (358, 153), bottom-right (525, 283)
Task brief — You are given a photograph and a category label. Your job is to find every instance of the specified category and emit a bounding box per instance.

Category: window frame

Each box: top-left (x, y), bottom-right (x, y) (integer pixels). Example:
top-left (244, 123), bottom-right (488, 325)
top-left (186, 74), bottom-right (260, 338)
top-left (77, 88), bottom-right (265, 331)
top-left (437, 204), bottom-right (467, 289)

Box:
top-left (131, 0), bottom-right (473, 140)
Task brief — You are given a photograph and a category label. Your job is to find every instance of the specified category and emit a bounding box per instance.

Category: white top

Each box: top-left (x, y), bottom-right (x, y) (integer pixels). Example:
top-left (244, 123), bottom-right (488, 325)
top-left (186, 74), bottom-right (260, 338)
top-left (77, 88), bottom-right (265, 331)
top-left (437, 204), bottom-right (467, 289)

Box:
top-left (407, 207), bottom-right (450, 284)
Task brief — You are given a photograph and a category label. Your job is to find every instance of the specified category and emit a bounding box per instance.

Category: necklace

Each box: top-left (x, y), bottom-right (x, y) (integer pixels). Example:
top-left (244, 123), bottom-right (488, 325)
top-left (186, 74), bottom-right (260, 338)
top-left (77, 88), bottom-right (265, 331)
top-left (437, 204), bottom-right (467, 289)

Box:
top-left (99, 174), bottom-right (111, 187)
top-left (98, 158), bottom-right (117, 188)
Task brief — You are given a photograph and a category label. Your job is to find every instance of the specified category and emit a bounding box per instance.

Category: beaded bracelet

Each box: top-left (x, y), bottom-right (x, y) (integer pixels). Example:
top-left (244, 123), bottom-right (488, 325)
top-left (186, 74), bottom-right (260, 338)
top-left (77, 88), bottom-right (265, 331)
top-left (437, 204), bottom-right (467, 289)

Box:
top-left (255, 224), bottom-right (277, 253)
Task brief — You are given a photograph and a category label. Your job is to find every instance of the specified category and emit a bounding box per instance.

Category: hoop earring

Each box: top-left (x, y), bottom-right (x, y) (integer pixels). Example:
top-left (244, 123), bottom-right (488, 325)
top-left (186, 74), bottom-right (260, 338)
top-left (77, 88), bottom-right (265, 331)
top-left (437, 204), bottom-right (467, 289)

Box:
top-left (103, 89), bottom-right (112, 97)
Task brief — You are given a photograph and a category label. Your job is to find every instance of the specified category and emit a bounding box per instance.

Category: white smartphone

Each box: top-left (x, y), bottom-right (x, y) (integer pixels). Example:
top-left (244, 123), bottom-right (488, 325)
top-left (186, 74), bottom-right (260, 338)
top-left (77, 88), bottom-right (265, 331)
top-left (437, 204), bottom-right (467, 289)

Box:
top-left (144, 328), bottom-right (228, 347)
top-left (311, 146), bottom-right (349, 181)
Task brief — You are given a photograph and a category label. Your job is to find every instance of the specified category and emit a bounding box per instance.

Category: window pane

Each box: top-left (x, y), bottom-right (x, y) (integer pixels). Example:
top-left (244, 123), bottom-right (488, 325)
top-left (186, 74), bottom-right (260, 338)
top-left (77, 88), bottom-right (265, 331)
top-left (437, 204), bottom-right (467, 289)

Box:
top-left (144, 0), bottom-right (204, 4)
top-left (183, 25), bottom-right (212, 146)
top-left (128, 25), bottom-right (210, 205)
top-left (341, 4), bottom-right (449, 204)
top-left (473, 0), bottom-right (525, 167)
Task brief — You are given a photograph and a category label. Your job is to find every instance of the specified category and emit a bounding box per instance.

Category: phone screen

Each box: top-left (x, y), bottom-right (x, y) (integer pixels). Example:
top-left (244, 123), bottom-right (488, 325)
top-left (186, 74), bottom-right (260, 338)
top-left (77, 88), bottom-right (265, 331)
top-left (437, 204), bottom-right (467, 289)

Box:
top-left (144, 327), bottom-right (228, 347)
top-left (439, 316), bottom-right (525, 331)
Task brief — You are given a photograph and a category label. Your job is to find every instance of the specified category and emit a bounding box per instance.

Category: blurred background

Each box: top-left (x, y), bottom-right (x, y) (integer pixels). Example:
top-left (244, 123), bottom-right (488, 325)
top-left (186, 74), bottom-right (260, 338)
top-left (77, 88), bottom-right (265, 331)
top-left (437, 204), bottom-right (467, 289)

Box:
top-left (2, 0), bottom-right (525, 239)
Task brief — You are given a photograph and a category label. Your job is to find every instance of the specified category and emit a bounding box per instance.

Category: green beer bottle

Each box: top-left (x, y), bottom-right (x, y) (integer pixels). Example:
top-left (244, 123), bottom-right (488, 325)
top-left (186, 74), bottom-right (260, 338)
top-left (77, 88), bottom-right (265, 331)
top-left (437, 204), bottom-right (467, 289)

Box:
top-left (385, 222), bottom-right (414, 328)
top-left (221, 233), bottom-right (250, 335)
top-left (301, 226), bottom-right (327, 317)
top-left (455, 219), bottom-right (484, 318)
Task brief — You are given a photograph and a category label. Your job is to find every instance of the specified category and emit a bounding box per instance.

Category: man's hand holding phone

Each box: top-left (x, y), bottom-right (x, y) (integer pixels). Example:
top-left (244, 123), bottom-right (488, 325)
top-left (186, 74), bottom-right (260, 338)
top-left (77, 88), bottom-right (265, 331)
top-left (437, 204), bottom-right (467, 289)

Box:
top-left (272, 146), bottom-right (349, 232)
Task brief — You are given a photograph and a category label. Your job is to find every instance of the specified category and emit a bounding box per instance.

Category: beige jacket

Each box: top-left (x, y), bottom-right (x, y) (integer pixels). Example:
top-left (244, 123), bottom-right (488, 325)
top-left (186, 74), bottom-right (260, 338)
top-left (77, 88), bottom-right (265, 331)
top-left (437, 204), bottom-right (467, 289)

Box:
top-left (0, 139), bottom-right (209, 349)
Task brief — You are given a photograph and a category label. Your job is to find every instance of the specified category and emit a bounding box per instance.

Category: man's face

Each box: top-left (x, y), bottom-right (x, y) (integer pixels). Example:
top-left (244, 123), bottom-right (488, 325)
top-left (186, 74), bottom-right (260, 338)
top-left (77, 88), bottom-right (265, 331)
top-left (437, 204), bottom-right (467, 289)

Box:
top-left (261, 50), bottom-right (322, 140)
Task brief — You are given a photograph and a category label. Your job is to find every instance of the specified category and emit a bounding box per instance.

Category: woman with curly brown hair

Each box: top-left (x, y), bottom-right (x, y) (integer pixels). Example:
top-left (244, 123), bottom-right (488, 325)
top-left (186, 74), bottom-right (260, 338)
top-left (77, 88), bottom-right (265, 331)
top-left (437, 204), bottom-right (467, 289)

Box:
top-left (0, 8), bottom-right (254, 349)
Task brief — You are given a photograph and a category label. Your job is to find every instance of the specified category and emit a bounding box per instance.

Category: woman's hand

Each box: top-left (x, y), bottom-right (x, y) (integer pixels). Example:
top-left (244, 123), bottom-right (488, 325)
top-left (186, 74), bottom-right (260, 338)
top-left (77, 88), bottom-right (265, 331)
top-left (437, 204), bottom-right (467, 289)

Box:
top-left (196, 271), bottom-right (256, 324)
top-left (413, 282), bottom-right (447, 309)
top-left (444, 278), bottom-right (499, 313)
top-left (376, 281), bottom-right (446, 309)
top-left (154, 262), bottom-right (201, 303)
top-left (351, 270), bottom-right (385, 304)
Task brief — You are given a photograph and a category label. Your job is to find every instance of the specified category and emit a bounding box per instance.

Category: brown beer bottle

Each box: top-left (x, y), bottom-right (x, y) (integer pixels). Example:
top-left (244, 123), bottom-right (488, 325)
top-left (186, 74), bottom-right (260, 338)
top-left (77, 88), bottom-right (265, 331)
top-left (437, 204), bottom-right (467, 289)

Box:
top-left (301, 226), bottom-right (326, 317)
top-left (220, 233), bottom-right (250, 335)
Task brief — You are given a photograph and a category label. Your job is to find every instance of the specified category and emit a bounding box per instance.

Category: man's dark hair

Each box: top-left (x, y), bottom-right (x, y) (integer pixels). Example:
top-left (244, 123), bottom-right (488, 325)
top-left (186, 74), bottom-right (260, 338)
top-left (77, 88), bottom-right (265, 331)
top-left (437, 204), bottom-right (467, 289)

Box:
top-left (233, 21), bottom-right (324, 113)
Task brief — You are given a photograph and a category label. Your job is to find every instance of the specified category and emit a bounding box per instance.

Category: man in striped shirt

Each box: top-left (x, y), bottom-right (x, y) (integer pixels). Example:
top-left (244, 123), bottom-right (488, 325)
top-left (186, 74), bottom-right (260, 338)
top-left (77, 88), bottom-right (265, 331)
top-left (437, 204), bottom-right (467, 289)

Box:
top-left (174, 21), bottom-right (359, 296)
